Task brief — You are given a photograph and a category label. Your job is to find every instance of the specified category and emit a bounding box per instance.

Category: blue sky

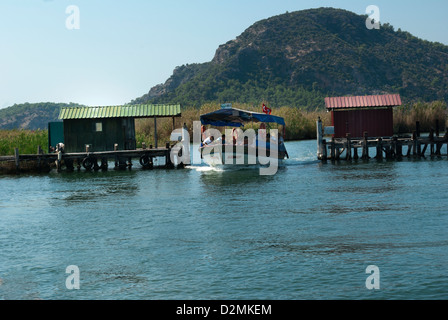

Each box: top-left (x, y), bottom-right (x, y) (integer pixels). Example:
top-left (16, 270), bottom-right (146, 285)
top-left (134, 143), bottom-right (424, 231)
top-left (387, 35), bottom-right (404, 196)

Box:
top-left (0, 0), bottom-right (447, 109)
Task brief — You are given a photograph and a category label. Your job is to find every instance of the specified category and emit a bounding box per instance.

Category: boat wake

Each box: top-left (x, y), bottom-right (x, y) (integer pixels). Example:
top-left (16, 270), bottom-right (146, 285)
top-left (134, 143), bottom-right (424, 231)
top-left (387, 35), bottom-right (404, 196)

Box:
top-left (186, 165), bottom-right (225, 173)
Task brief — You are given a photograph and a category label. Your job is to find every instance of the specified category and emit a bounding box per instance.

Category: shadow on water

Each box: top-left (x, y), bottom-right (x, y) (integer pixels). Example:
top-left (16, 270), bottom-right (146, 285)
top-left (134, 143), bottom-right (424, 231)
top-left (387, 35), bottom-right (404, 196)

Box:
top-left (48, 169), bottom-right (140, 203)
top-left (197, 166), bottom-right (278, 187)
top-left (318, 159), bottom-right (400, 193)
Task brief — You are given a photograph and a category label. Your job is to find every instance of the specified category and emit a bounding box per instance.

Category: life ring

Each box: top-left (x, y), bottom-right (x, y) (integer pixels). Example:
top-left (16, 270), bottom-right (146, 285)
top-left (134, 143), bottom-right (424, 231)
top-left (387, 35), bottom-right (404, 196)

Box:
top-left (139, 154), bottom-right (153, 169)
top-left (100, 158), bottom-right (109, 170)
top-left (82, 156), bottom-right (97, 170)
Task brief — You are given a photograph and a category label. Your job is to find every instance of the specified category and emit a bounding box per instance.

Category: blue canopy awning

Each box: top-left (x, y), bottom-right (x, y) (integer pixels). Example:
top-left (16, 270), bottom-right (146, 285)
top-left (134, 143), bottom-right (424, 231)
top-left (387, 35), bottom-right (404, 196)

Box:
top-left (200, 108), bottom-right (285, 127)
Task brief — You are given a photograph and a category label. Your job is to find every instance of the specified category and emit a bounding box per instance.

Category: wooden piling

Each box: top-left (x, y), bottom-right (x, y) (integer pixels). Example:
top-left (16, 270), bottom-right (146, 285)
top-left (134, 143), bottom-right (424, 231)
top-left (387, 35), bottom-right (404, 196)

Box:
top-left (429, 128), bottom-right (435, 156)
top-left (362, 132), bottom-right (369, 160)
top-left (412, 131), bottom-right (418, 157)
top-left (322, 139), bottom-right (327, 161)
top-left (330, 137), bottom-right (336, 161)
top-left (57, 151), bottom-right (62, 172)
top-left (345, 134), bottom-right (351, 161)
top-left (353, 147), bottom-right (359, 160)
top-left (317, 117), bottom-right (324, 160)
top-left (335, 144), bottom-right (340, 160)
top-left (376, 138), bottom-right (383, 160)
top-left (394, 136), bottom-right (403, 159)
top-left (14, 148), bottom-right (20, 172)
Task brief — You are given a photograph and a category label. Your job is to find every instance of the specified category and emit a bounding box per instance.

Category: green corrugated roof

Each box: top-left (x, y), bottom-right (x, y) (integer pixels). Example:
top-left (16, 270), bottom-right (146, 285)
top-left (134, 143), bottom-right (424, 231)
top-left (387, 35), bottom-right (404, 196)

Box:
top-left (58, 104), bottom-right (182, 120)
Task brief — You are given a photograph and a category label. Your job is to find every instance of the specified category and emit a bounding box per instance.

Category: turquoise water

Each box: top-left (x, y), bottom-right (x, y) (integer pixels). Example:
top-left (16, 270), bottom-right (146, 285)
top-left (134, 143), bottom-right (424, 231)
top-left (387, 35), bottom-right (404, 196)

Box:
top-left (0, 140), bottom-right (447, 300)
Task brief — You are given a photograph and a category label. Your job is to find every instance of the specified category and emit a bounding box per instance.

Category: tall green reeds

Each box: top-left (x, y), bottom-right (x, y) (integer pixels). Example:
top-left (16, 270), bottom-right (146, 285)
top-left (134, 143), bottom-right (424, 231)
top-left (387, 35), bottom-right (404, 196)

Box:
top-left (0, 129), bottom-right (48, 156)
top-left (394, 101), bottom-right (447, 134)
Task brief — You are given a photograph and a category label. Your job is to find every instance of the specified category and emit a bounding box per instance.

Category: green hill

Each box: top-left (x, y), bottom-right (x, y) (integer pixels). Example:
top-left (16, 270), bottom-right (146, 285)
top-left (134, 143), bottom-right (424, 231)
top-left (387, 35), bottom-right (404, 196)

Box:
top-left (0, 102), bottom-right (84, 130)
top-left (132, 7), bottom-right (448, 109)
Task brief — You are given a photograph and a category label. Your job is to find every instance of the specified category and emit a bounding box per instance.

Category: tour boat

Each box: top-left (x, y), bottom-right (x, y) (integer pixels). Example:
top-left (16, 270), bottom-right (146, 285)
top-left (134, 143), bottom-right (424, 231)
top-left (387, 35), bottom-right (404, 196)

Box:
top-left (199, 106), bottom-right (289, 170)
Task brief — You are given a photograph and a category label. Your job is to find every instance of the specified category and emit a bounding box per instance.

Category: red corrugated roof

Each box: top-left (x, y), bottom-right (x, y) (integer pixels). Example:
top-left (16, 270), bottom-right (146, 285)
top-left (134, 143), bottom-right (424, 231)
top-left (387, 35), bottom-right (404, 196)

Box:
top-left (325, 94), bottom-right (402, 109)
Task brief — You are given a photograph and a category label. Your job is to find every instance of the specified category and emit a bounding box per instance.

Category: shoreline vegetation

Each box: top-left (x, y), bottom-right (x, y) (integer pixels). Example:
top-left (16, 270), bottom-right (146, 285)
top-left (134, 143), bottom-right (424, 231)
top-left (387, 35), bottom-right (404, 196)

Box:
top-left (0, 101), bottom-right (446, 156)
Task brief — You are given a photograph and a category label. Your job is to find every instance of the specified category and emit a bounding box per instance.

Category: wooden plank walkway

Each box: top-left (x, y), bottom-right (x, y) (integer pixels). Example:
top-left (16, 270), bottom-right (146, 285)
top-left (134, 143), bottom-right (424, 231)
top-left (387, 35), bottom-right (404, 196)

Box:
top-left (318, 131), bottom-right (448, 161)
top-left (0, 143), bottom-right (181, 174)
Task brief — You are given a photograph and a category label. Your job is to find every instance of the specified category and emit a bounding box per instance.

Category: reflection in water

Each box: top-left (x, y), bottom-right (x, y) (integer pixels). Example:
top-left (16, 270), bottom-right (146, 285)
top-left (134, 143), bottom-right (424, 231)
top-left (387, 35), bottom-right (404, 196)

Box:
top-left (2, 140), bottom-right (448, 300)
top-left (321, 160), bottom-right (400, 195)
top-left (196, 166), bottom-right (278, 188)
top-left (49, 170), bottom-right (139, 203)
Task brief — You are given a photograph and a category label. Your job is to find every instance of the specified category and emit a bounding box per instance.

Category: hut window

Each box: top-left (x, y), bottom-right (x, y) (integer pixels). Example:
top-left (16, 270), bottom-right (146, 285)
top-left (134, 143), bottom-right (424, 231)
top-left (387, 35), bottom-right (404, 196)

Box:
top-left (95, 122), bottom-right (103, 132)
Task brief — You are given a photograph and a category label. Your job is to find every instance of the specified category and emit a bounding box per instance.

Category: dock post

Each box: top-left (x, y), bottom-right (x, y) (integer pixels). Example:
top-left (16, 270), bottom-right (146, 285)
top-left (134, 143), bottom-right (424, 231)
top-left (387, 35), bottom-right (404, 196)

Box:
top-left (394, 136), bottom-right (402, 159)
top-left (417, 137), bottom-right (422, 157)
top-left (114, 143), bottom-right (119, 168)
top-left (14, 148), bottom-right (20, 172)
top-left (412, 131), bottom-right (418, 157)
top-left (37, 146), bottom-right (43, 169)
top-left (57, 151), bottom-right (62, 172)
top-left (376, 138), bottom-right (383, 160)
top-left (322, 139), bottom-right (327, 161)
top-left (335, 142), bottom-right (340, 160)
top-left (362, 132), bottom-right (369, 160)
top-left (353, 147), bottom-right (359, 160)
top-left (166, 146), bottom-right (174, 169)
top-left (317, 117), bottom-right (324, 160)
top-left (429, 128), bottom-right (435, 156)
top-left (345, 134), bottom-right (351, 161)
top-left (330, 137), bottom-right (336, 161)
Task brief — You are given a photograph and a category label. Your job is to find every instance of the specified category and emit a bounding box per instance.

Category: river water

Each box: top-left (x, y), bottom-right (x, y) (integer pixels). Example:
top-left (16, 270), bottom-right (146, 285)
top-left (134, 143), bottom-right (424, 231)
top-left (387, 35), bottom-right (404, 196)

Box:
top-left (0, 140), bottom-right (447, 300)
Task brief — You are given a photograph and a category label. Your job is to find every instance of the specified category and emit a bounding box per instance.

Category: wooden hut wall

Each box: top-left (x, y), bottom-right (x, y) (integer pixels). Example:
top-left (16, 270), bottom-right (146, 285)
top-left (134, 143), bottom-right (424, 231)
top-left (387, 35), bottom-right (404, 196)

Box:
top-left (63, 118), bottom-right (136, 153)
top-left (332, 108), bottom-right (394, 138)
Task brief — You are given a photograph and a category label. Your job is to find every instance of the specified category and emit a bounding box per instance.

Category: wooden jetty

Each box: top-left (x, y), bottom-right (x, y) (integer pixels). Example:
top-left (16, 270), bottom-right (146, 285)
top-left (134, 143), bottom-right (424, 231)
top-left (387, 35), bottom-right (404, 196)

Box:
top-left (317, 118), bottom-right (448, 161)
top-left (0, 143), bottom-right (182, 174)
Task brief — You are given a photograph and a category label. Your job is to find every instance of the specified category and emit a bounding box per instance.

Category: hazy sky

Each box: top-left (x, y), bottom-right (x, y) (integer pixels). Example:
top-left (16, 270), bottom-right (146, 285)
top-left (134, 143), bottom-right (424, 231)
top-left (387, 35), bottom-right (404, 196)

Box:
top-left (0, 0), bottom-right (447, 109)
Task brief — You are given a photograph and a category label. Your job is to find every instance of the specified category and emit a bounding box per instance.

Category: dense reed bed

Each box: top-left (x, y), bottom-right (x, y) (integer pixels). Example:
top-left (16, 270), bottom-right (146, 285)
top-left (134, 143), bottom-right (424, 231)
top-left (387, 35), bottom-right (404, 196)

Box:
top-left (1, 101), bottom-right (446, 156)
top-left (0, 129), bottom-right (48, 156)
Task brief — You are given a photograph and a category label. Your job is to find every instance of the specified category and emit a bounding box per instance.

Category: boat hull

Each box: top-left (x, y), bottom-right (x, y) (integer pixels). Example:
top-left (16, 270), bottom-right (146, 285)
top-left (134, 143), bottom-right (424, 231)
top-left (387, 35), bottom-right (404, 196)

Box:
top-left (200, 144), bottom-right (287, 169)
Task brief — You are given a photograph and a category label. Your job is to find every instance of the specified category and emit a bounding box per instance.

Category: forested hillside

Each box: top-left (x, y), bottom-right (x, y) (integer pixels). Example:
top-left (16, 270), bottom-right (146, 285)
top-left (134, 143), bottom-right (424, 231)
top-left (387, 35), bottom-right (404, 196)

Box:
top-left (0, 102), bottom-right (83, 130)
top-left (133, 8), bottom-right (448, 109)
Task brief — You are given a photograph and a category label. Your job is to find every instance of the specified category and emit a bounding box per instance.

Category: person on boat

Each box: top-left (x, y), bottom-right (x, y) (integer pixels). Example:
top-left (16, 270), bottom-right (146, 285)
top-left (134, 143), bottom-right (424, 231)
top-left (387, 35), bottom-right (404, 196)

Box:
top-left (201, 125), bottom-right (207, 141)
top-left (232, 128), bottom-right (239, 145)
top-left (258, 123), bottom-right (267, 141)
top-left (270, 131), bottom-right (278, 144)
top-left (203, 135), bottom-right (214, 145)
